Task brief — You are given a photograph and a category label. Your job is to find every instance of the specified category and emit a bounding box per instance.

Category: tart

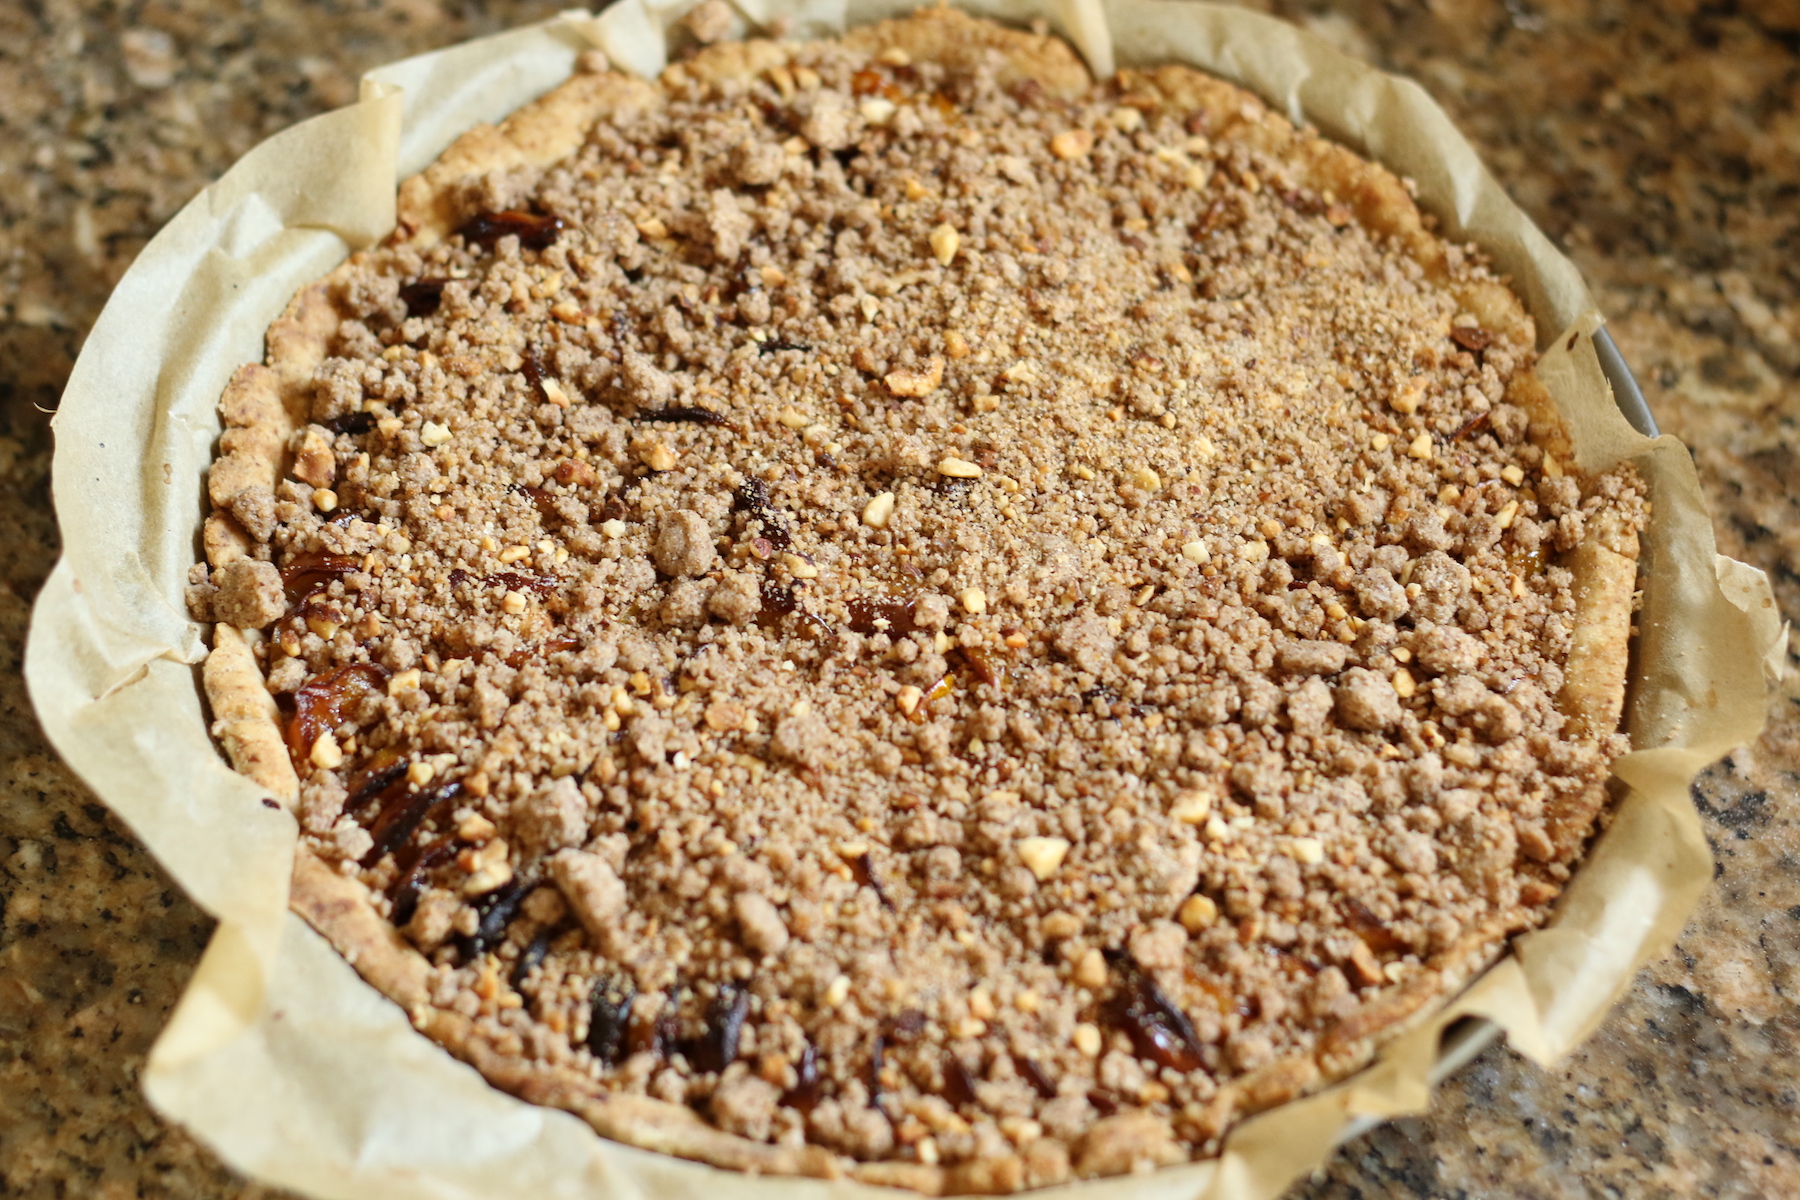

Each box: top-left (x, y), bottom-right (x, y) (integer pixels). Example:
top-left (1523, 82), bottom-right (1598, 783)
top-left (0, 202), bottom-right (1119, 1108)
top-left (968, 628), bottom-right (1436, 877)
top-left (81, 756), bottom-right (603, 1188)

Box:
top-left (187, 9), bottom-right (1646, 1192)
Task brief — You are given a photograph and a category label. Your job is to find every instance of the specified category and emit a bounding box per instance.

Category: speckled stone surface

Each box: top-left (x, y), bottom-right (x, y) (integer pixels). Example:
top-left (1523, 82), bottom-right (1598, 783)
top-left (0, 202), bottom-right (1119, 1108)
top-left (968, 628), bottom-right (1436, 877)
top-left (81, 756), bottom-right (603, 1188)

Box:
top-left (1, 2), bottom-right (1795, 1197)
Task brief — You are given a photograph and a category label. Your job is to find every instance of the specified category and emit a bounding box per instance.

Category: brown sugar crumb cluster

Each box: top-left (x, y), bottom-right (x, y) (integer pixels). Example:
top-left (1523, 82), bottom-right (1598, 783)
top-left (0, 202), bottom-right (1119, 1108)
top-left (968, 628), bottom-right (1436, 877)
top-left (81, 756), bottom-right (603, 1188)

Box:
top-left (191, 14), bottom-right (1647, 1184)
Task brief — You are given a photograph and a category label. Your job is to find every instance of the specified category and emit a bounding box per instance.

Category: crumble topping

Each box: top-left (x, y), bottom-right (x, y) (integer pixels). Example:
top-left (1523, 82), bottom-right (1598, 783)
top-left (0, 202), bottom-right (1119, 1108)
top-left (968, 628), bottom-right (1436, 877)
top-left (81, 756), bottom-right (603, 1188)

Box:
top-left (192, 16), bottom-right (1647, 1182)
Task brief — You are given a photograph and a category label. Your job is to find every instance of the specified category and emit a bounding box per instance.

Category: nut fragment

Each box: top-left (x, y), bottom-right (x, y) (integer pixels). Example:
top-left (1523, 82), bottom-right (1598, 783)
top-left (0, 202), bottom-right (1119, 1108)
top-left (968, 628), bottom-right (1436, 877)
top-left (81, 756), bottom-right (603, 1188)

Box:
top-left (896, 685), bottom-right (923, 714)
top-left (937, 456), bottom-right (983, 479)
top-left (310, 731), bottom-right (344, 769)
top-left (1180, 540), bottom-right (1209, 564)
top-left (1177, 894), bottom-right (1218, 932)
top-left (1072, 1023), bottom-right (1103, 1057)
top-left (1073, 947), bottom-right (1108, 988)
top-left (929, 223), bottom-right (960, 266)
top-left (780, 552), bottom-right (820, 580)
top-left (420, 421), bottom-right (452, 447)
top-left (502, 590), bottom-right (528, 614)
top-left (886, 356), bottom-right (945, 397)
top-left (959, 587), bottom-right (988, 615)
top-left (1018, 836), bottom-right (1071, 881)
top-left (1407, 431), bottom-right (1433, 460)
top-left (387, 668), bottom-right (422, 695)
top-left (822, 974), bottom-right (851, 1008)
top-left (862, 491), bottom-right (896, 528)
top-left (637, 439), bottom-right (678, 471)
top-left (1129, 465), bottom-right (1162, 492)
top-left (1050, 129), bottom-right (1094, 159)
top-left (1169, 789), bottom-right (1213, 824)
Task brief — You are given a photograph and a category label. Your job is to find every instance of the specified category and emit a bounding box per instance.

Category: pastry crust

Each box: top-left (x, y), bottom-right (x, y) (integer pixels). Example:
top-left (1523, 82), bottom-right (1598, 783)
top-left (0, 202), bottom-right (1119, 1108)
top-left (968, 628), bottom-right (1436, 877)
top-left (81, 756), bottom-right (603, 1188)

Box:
top-left (199, 10), bottom-right (1644, 1191)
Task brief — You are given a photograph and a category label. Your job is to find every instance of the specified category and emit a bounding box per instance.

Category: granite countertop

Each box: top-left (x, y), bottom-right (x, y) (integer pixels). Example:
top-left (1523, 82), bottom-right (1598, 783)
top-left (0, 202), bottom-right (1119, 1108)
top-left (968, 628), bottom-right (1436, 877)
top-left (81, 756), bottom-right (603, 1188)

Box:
top-left (1, 1), bottom-right (1795, 1196)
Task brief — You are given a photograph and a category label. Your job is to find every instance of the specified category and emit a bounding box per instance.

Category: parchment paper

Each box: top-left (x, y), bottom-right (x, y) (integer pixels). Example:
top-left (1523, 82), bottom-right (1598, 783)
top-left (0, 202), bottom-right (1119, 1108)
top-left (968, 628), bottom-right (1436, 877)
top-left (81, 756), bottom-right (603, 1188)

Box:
top-left (24, 2), bottom-right (1783, 1199)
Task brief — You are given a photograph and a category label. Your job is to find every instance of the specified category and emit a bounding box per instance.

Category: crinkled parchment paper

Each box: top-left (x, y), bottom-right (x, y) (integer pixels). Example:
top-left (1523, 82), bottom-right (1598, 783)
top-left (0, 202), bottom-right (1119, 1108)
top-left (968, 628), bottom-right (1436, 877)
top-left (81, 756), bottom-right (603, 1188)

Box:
top-left (24, 2), bottom-right (1783, 1198)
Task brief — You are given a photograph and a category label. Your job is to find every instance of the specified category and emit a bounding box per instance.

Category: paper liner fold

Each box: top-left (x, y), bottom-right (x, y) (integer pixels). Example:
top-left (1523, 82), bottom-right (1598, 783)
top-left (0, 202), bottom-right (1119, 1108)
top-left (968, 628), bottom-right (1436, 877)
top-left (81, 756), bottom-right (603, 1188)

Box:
top-left (25, 3), bottom-right (1782, 1199)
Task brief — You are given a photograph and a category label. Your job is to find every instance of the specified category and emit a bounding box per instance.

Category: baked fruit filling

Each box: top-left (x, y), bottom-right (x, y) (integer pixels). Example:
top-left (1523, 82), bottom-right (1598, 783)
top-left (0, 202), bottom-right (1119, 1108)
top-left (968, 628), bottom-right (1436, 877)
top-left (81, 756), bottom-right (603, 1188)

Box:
top-left (190, 10), bottom-right (1646, 1190)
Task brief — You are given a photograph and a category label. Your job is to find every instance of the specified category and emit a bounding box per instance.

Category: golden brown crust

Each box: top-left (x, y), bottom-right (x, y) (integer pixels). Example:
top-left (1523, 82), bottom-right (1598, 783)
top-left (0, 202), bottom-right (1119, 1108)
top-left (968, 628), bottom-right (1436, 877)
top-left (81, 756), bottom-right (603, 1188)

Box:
top-left (841, 8), bottom-right (1092, 99)
top-left (289, 846), bottom-right (852, 1182)
top-left (202, 624), bottom-right (300, 804)
top-left (394, 71), bottom-right (662, 248)
top-left (206, 12), bottom-right (1646, 1192)
top-left (292, 849), bottom-right (433, 1006)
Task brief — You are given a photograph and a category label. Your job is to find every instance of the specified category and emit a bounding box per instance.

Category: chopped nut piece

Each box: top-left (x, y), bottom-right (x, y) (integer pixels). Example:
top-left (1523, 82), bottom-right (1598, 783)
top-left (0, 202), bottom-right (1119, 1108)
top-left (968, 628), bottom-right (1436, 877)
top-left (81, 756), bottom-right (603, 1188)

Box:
top-left (1170, 790), bottom-right (1213, 824)
top-left (896, 685), bottom-right (923, 714)
top-left (499, 544), bottom-right (531, 564)
top-left (1407, 431), bottom-right (1433, 459)
top-left (1073, 947), bottom-right (1108, 988)
top-left (823, 974), bottom-right (851, 1008)
top-left (959, 588), bottom-right (988, 615)
top-left (455, 812), bottom-right (497, 843)
top-left (310, 731), bottom-right (344, 769)
top-left (312, 487), bottom-right (338, 513)
top-left (886, 357), bottom-right (946, 397)
top-left (600, 519), bottom-right (627, 539)
top-left (929, 223), bottom-right (960, 266)
top-left (1501, 464), bottom-right (1526, 485)
top-left (1130, 465), bottom-right (1162, 491)
top-left (420, 421), bottom-right (452, 447)
top-left (1072, 1023), bottom-right (1103, 1057)
top-left (387, 668), bottom-right (422, 695)
top-left (1290, 837), bottom-right (1325, 865)
top-left (1018, 836), bottom-right (1070, 881)
top-left (1050, 129), bottom-right (1095, 159)
top-left (1177, 894), bottom-right (1218, 932)
top-left (1180, 540), bottom-right (1209, 564)
top-left (780, 552), bottom-right (820, 580)
top-left (461, 856), bottom-right (514, 897)
top-left (938, 456), bottom-right (983, 478)
top-left (637, 439), bottom-right (678, 471)
top-left (862, 491), bottom-right (896, 528)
